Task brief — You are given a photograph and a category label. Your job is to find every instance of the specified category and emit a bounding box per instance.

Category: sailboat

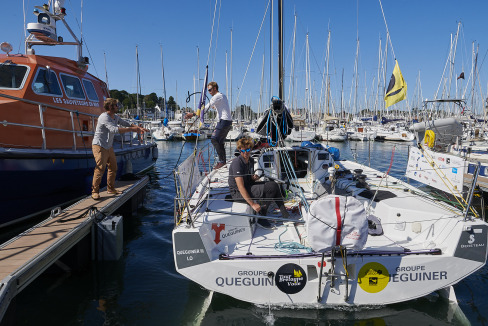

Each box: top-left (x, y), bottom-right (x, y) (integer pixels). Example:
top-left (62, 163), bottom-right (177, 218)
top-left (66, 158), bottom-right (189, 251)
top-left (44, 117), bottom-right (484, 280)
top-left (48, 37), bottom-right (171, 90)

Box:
top-left (171, 0), bottom-right (487, 309)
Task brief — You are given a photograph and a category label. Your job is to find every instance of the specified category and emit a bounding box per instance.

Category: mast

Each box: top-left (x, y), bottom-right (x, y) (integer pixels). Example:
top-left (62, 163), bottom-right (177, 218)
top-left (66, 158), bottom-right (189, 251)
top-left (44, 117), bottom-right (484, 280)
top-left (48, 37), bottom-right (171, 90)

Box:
top-left (278, 0), bottom-right (284, 100)
top-left (160, 44), bottom-right (167, 120)
top-left (103, 52), bottom-right (109, 90)
top-left (354, 38), bottom-right (359, 116)
top-left (259, 52), bottom-right (265, 116)
top-left (196, 46), bottom-right (199, 112)
top-left (288, 11), bottom-right (297, 110)
top-left (306, 33), bottom-right (311, 121)
top-left (325, 29), bottom-right (331, 117)
top-left (341, 68), bottom-right (344, 120)
top-left (270, 0), bottom-right (274, 98)
top-left (375, 37), bottom-right (382, 117)
top-left (230, 28), bottom-right (233, 112)
top-left (136, 45), bottom-right (141, 118)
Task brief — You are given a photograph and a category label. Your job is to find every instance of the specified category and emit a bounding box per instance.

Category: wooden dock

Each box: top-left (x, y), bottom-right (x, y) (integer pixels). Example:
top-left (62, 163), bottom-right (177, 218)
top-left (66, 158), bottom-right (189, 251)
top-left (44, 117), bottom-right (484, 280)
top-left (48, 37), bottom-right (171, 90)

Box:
top-left (0, 176), bottom-right (149, 321)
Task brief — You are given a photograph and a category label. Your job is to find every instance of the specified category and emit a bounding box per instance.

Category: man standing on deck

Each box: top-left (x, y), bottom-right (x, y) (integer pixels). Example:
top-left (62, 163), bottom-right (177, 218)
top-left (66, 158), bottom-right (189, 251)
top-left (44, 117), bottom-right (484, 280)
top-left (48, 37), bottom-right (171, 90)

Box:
top-left (91, 98), bottom-right (149, 200)
top-left (185, 81), bottom-right (232, 169)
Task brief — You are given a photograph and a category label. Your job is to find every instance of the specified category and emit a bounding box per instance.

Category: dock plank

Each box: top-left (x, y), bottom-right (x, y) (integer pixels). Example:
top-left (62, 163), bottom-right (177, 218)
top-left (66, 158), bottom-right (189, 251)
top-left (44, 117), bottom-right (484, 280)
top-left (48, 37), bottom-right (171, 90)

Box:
top-left (0, 178), bottom-right (144, 280)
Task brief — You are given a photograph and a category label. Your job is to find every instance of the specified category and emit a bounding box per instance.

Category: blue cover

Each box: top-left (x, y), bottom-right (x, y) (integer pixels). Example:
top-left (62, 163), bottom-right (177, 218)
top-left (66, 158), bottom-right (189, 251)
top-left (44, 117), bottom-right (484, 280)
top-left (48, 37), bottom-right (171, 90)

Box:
top-left (300, 141), bottom-right (324, 149)
top-left (327, 146), bottom-right (340, 160)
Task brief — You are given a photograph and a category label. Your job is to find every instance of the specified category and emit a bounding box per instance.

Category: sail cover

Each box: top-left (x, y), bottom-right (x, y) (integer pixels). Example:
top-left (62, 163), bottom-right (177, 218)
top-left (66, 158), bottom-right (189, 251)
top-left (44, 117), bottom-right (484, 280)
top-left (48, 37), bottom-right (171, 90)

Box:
top-left (306, 195), bottom-right (368, 252)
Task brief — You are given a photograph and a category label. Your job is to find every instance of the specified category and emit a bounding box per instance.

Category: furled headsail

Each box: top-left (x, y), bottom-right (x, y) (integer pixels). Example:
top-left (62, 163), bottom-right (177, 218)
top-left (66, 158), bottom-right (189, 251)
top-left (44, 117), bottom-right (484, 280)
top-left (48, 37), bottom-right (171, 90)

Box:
top-left (256, 96), bottom-right (293, 144)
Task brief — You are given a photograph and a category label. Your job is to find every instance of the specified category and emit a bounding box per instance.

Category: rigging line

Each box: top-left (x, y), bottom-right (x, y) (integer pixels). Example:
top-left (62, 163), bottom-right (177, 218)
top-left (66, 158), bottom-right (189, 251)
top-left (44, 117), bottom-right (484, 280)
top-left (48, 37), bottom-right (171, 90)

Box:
top-left (366, 145), bottom-right (395, 212)
top-left (234, 0), bottom-right (270, 108)
top-left (419, 143), bottom-right (478, 216)
top-left (211, 0), bottom-right (222, 80)
top-left (206, 0), bottom-right (219, 66)
top-left (377, 0), bottom-right (396, 60)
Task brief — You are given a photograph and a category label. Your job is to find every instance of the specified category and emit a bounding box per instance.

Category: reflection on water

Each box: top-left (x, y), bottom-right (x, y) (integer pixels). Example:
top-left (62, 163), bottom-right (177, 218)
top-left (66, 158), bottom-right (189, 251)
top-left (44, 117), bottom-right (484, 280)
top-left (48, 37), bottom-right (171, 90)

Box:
top-left (6, 139), bottom-right (487, 325)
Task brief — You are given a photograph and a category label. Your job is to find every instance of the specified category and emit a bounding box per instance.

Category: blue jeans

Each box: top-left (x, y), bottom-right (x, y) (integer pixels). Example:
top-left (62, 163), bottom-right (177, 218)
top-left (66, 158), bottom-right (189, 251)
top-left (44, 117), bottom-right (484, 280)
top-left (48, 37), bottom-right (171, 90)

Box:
top-left (211, 119), bottom-right (232, 163)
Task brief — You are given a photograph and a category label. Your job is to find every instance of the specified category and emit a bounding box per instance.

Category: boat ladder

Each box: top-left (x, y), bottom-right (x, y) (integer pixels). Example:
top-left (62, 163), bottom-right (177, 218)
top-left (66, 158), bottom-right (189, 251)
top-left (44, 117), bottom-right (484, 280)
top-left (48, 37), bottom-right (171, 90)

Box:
top-left (317, 246), bottom-right (349, 303)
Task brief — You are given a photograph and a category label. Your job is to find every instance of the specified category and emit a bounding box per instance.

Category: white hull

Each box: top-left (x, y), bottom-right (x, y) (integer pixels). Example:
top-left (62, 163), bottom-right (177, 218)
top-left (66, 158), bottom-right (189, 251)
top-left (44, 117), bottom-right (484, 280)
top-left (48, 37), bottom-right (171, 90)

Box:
top-left (226, 129), bottom-right (243, 141)
top-left (319, 132), bottom-right (347, 142)
top-left (172, 145), bottom-right (488, 307)
top-left (286, 129), bottom-right (316, 142)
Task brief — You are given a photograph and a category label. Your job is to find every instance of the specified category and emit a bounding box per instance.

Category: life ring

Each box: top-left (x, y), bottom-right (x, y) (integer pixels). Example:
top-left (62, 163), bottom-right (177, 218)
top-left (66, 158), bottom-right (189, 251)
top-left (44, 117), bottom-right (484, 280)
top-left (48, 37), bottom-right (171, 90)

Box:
top-left (423, 130), bottom-right (435, 148)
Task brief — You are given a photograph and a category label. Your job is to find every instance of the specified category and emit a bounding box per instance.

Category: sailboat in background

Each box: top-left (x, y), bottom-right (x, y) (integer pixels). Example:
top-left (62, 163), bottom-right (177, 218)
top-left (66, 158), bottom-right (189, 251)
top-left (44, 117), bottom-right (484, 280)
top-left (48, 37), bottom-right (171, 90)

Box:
top-left (153, 45), bottom-right (177, 141)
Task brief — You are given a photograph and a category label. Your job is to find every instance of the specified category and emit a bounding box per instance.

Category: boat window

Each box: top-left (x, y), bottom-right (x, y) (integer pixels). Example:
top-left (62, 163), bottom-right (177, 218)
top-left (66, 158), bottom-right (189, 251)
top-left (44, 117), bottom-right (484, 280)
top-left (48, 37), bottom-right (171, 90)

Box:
top-left (318, 153), bottom-right (329, 161)
top-left (0, 63), bottom-right (29, 89)
top-left (32, 67), bottom-right (62, 95)
top-left (60, 73), bottom-right (86, 99)
top-left (284, 150), bottom-right (308, 179)
top-left (82, 79), bottom-right (99, 101)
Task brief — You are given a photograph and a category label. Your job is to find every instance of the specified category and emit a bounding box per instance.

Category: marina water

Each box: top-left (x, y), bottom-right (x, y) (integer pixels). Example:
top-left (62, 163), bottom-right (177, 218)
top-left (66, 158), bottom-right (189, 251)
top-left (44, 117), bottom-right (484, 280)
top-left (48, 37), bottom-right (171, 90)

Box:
top-left (6, 140), bottom-right (488, 325)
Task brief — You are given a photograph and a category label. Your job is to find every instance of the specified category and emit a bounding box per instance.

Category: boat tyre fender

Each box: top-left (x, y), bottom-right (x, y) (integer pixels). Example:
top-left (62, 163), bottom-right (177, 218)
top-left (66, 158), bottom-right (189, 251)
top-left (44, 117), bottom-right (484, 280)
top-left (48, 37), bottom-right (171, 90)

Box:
top-left (423, 130), bottom-right (435, 148)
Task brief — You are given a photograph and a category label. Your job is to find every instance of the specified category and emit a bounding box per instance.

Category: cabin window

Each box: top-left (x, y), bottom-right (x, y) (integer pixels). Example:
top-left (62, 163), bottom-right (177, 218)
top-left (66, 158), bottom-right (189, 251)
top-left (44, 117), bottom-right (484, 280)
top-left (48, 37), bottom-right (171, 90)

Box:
top-left (60, 73), bottom-right (86, 99)
top-left (318, 153), bottom-right (329, 161)
top-left (32, 67), bottom-right (62, 95)
top-left (284, 150), bottom-right (308, 179)
top-left (82, 79), bottom-right (99, 101)
top-left (0, 63), bottom-right (29, 89)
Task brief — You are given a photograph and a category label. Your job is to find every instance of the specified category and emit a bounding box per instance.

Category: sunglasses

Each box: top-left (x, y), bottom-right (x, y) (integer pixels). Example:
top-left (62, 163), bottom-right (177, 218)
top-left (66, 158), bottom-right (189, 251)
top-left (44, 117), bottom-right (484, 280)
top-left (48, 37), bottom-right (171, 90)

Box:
top-left (240, 148), bottom-right (251, 153)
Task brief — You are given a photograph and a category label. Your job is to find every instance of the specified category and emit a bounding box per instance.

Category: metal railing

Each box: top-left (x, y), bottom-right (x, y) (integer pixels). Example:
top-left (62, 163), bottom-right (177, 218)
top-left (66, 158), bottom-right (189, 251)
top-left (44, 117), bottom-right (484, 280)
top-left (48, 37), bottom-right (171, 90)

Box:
top-left (0, 92), bottom-right (148, 150)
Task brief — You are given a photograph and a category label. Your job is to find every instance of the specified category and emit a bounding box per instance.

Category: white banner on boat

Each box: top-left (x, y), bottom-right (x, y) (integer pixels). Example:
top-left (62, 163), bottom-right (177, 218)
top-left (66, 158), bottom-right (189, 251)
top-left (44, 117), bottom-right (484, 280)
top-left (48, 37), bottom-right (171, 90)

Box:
top-left (406, 146), bottom-right (465, 194)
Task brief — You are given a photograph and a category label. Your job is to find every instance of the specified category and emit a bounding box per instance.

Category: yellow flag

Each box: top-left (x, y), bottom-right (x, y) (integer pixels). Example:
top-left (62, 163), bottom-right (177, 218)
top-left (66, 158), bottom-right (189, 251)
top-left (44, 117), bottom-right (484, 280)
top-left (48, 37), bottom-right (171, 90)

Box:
top-left (384, 60), bottom-right (407, 108)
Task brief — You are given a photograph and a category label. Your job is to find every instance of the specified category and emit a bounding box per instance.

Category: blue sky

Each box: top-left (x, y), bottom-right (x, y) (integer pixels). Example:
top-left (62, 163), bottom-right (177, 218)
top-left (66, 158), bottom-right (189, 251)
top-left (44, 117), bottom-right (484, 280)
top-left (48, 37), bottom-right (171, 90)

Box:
top-left (3, 0), bottom-right (488, 114)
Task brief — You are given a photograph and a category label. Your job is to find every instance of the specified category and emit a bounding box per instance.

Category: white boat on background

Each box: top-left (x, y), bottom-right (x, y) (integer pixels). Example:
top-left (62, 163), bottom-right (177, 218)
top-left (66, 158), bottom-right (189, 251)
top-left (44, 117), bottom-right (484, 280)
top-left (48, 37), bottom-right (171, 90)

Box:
top-left (286, 127), bottom-right (316, 142)
top-left (152, 125), bottom-right (178, 141)
top-left (226, 127), bottom-right (243, 141)
top-left (318, 117), bottom-right (347, 142)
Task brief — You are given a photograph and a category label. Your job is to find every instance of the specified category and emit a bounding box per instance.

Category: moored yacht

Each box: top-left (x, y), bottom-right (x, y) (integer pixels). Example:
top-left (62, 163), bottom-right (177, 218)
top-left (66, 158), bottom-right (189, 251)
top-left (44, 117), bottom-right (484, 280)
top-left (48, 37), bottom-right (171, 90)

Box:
top-left (172, 99), bottom-right (488, 308)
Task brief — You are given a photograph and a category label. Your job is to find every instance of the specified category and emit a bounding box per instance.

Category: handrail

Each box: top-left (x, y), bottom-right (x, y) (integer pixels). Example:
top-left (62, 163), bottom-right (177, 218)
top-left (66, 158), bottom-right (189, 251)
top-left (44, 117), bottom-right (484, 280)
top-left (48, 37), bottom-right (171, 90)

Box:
top-left (0, 92), bottom-right (145, 149)
top-left (0, 91), bottom-right (98, 116)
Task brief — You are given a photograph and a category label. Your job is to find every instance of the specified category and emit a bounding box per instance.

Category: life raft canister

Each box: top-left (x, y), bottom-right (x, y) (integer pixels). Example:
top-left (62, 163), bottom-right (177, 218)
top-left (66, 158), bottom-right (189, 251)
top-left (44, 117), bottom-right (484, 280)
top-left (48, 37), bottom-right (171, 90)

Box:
top-left (423, 130), bottom-right (435, 148)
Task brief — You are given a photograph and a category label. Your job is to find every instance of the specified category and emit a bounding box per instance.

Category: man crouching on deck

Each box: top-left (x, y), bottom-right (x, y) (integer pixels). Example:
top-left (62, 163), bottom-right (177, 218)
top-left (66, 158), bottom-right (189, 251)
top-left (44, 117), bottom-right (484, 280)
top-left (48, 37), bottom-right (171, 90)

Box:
top-left (91, 98), bottom-right (149, 200)
top-left (228, 137), bottom-right (289, 227)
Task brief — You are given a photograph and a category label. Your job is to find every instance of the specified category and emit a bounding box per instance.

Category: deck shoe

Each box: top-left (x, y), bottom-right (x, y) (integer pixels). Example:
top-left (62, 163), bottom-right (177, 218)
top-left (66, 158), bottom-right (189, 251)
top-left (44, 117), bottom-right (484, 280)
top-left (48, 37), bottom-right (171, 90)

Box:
top-left (91, 193), bottom-right (100, 200)
top-left (107, 189), bottom-right (122, 195)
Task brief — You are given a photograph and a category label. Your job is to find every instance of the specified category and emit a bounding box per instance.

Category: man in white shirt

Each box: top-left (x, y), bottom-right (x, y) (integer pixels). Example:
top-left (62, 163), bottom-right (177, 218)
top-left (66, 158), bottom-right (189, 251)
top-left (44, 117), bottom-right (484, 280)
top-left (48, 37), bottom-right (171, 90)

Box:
top-left (186, 81), bottom-right (232, 169)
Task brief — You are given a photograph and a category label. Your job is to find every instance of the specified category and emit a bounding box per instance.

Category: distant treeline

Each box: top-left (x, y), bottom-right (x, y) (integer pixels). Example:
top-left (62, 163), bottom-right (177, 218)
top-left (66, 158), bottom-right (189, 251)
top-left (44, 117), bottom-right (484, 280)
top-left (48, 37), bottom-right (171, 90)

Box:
top-left (109, 89), bottom-right (180, 111)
